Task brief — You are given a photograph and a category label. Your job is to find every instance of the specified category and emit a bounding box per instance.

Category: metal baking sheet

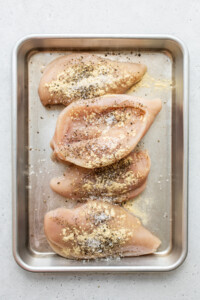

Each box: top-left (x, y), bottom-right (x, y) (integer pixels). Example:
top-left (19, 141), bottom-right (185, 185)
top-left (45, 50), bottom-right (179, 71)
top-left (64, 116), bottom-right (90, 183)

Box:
top-left (12, 35), bottom-right (188, 272)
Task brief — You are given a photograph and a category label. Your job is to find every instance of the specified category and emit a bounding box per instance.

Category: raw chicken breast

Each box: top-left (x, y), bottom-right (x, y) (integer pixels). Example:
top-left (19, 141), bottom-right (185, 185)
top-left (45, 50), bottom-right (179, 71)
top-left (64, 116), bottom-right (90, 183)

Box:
top-left (50, 151), bottom-right (150, 203)
top-left (51, 94), bottom-right (162, 168)
top-left (44, 201), bottom-right (161, 259)
top-left (38, 53), bottom-right (147, 106)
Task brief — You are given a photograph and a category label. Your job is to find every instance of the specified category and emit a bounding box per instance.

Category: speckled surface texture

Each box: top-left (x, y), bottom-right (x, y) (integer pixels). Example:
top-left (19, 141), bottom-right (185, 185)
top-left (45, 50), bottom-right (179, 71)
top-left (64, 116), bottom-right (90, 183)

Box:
top-left (0, 0), bottom-right (199, 299)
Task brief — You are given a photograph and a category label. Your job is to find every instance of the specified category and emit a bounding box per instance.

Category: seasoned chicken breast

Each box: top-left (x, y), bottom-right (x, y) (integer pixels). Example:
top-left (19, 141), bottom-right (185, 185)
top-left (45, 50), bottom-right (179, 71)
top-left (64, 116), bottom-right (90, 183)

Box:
top-left (51, 94), bottom-right (162, 168)
top-left (50, 151), bottom-right (150, 203)
top-left (44, 201), bottom-right (161, 259)
top-left (38, 53), bottom-right (147, 106)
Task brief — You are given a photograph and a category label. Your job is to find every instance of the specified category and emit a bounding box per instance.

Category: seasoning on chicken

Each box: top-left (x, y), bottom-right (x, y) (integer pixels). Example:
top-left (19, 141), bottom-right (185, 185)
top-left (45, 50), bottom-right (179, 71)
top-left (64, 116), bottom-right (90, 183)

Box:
top-left (50, 151), bottom-right (150, 203)
top-left (51, 94), bottom-right (162, 168)
top-left (38, 53), bottom-right (146, 106)
top-left (44, 201), bottom-right (161, 259)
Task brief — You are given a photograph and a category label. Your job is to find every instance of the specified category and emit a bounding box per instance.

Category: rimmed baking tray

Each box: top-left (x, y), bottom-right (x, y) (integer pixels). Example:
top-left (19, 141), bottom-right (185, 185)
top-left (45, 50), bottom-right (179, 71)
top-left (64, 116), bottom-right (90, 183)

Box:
top-left (12, 34), bottom-right (188, 272)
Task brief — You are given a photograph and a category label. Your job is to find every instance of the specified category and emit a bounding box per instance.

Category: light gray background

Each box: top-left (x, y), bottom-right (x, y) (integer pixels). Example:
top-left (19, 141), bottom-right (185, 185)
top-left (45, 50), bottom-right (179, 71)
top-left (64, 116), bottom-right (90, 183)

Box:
top-left (0, 0), bottom-right (199, 299)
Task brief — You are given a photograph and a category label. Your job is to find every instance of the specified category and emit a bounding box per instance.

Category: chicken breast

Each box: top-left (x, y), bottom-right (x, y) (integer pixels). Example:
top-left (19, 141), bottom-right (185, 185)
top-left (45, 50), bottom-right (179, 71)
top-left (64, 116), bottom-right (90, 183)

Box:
top-left (50, 151), bottom-right (150, 203)
top-left (51, 94), bottom-right (162, 168)
top-left (44, 201), bottom-right (161, 259)
top-left (38, 53), bottom-right (147, 106)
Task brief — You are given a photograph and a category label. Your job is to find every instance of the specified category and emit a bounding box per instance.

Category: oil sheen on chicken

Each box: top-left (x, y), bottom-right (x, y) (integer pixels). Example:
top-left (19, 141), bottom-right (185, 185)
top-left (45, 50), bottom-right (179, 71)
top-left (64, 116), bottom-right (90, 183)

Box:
top-left (50, 151), bottom-right (150, 203)
top-left (38, 53), bottom-right (147, 106)
top-left (51, 94), bottom-right (162, 168)
top-left (44, 201), bottom-right (161, 259)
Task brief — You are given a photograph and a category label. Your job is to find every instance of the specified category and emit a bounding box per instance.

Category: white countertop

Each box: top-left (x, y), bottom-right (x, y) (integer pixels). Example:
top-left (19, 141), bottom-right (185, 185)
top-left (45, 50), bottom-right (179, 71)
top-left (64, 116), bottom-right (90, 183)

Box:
top-left (0, 0), bottom-right (199, 299)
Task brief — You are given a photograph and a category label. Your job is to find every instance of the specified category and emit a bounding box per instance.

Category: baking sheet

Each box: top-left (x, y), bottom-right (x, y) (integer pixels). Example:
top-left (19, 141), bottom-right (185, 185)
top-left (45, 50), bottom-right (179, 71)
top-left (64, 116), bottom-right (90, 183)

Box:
top-left (28, 50), bottom-right (172, 256)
